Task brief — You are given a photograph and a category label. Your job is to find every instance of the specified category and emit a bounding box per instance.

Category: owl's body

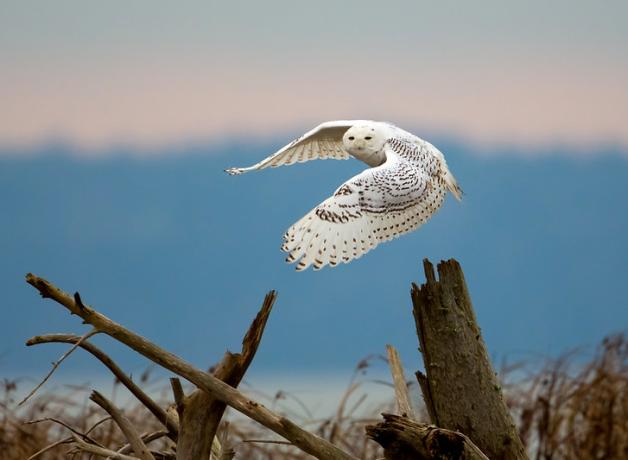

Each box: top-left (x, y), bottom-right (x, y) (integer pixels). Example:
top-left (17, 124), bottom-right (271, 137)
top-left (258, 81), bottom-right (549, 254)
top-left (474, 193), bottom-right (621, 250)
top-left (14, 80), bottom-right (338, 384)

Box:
top-left (226, 120), bottom-right (461, 271)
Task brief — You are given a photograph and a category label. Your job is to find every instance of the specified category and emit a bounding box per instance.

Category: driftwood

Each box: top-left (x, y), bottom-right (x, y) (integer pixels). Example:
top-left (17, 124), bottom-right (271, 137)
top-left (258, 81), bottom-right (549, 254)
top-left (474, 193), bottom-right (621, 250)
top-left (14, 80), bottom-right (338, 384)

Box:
top-left (23, 257), bottom-right (529, 459)
top-left (175, 291), bottom-right (275, 459)
top-left (25, 273), bottom-right (358, 460)
top-left (375, 345), bottom-right (489, 459)
top-left (89, 390), bottom-right (155, 460)
top-left (385, 344), bottom-right (416, 420)
top-left (26, 334), bottom-right (179, 438)
top-left (68, 433), bottom-right (139, 460)
top-left (412, 259), bottom-right (527, 459)
top-left (367, 414), bottom-right (489, 460)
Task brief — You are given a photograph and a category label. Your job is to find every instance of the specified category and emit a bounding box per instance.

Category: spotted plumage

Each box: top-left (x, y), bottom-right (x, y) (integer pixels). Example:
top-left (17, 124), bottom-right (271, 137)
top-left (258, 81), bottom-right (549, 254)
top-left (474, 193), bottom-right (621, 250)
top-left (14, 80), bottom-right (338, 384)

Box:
top-left (226, 120), bottom-right (462, 271)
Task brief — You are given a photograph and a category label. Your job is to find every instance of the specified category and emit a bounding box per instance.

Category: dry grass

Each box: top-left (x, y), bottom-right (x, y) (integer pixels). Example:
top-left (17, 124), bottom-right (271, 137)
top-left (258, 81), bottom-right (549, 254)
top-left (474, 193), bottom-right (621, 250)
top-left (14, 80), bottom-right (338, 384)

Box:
top-left (506, 333), bottom-right (627, 460)
top-left (2, 334), bottom-right (626, 459)
top-left (222, 356), bottom-right (395, 460)
top-left (1, 373), bottom-right (174, 459)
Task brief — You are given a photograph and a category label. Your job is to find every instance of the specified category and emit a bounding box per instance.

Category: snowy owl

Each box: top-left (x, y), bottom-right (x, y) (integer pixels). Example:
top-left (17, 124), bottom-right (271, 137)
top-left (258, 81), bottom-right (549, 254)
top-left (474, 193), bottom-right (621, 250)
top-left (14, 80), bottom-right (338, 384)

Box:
top-left (226, 120), bottom-right (462, 271)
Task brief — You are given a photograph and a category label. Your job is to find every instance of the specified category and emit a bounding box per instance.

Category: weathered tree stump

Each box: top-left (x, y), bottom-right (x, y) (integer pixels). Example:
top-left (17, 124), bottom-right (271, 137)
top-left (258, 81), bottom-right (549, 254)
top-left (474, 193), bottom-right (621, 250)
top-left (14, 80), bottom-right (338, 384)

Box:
top-left (412, 259), bottom-right (526, 459)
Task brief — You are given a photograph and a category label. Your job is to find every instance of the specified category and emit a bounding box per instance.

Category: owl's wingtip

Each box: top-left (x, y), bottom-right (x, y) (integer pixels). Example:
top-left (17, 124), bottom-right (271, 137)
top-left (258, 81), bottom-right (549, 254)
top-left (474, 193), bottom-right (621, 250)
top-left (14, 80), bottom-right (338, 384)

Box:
top-left (224, 167), bottom-right (242, 176)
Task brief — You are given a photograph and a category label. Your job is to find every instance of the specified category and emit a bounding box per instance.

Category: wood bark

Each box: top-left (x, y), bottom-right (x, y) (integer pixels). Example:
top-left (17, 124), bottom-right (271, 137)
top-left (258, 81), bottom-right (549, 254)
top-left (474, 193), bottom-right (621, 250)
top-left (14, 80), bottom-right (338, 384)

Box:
top-left (25, 273), bottom-right (358, 460)
top-left (412, 259), bottom-right (527, 459)
top-left (175, 291), bottom-right (275, 460)
top-left (366, 413), bottom-right (489, 460)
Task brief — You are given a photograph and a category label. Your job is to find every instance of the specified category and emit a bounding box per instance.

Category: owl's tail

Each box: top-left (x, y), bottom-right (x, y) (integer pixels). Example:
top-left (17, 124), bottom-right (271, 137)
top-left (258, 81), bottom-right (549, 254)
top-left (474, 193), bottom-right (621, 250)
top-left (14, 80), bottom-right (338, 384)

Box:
top-left (445, 170), bottom-right (463, 201)
top-left (423, 140), bottom-right (463, 201)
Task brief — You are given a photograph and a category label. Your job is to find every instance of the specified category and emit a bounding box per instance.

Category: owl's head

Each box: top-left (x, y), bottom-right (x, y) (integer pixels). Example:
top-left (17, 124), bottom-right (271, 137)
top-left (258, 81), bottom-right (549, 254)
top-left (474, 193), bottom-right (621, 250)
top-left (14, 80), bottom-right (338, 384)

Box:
top-left (342, 123), bottom-right (388, 166)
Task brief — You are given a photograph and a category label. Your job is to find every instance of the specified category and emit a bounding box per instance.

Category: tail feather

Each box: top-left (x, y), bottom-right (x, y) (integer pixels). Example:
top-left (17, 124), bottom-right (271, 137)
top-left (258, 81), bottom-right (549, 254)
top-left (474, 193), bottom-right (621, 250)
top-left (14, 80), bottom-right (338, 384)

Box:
top-left (447, 172), bottom-right (463, 201)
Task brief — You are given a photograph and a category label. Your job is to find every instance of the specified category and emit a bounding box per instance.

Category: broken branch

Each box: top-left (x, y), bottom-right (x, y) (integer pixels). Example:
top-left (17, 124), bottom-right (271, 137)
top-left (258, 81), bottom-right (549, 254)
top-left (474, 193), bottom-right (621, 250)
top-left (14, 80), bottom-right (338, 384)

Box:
top-left (25, 273), bottom-right (358, 460)
top-left (385, 344), bottom-right (415, 420)
top-left (18, 327), bottom-right (98, 405)
top-left (90, 390), bottom-right (155, 460)
top-left (26, 333), bottom-right (178, 437)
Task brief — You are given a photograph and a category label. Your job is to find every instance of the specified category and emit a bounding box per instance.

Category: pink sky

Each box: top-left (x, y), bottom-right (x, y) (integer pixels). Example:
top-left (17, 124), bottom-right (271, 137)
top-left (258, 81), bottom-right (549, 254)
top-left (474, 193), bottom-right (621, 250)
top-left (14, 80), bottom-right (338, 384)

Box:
top-left (1, 1), bottom-right (627, 152)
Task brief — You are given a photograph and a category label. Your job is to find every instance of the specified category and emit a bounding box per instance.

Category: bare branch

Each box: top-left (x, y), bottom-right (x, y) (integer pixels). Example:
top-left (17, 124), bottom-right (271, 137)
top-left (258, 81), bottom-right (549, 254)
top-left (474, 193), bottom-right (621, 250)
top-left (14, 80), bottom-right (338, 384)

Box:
top-left (117, 430), bottom-right (170, 455)
top-left (243, 439), bottom-right (293, 445)
top-left (27, 438), bottom-right (71, 460)
top-left (18, 327), bottom-right (98, 405)
top-left (69, 433), bottom-right (139, 460)
top-left (90, 390), bottom-right (155, 460)
top-left (25, 416), bottom-right (104, 447)
top-left (25, 274), bottom-right (358, 460)
top-left (385, 344), bottom-right (415, 420)
top-left (26, 333), bottom-right (178, 437)
top-left (177, 290), bottom-right (276, 459)
top-left (86, 416), bottom-right (114, 434)
top-left (27, 420), bottom-right (116, 460)
top-left (32, 427), bottom-right (167, 460)
top-left (169, 377), bottom-right (185, 418)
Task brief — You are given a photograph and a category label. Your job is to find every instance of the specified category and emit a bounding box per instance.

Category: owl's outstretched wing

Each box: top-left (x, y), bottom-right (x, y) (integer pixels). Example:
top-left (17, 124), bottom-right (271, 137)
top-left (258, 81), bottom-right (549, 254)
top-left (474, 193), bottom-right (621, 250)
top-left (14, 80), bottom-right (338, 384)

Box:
top-left (282, 141), bottom-right (448, 271)
top-left (225, 120), bottom-right (358, 175)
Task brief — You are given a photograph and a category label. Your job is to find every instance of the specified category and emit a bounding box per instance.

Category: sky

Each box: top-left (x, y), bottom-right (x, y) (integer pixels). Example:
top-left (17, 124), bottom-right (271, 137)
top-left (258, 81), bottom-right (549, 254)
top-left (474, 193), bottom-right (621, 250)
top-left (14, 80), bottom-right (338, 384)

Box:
top-left (1, 0), bottom-right (627, 150)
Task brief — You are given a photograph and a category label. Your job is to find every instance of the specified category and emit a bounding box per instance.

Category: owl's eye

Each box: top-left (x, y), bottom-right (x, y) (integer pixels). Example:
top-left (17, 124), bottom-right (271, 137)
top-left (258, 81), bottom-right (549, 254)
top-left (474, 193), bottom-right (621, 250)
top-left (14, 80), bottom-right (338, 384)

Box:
top-left (348, 136), bottom-right (355, 140)
top-left (365, 136), bottom-right (372, 140)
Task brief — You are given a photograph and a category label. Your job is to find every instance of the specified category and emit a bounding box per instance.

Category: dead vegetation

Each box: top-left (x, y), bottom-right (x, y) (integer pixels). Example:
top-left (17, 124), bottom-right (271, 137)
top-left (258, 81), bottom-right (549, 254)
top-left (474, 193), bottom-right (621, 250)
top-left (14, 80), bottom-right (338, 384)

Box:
top-left (2, 334), bottom-right (626, 459)
top-left (506, 333), bottom-right (627, 459)
top-left (1, 260), bottom-right (625, 459)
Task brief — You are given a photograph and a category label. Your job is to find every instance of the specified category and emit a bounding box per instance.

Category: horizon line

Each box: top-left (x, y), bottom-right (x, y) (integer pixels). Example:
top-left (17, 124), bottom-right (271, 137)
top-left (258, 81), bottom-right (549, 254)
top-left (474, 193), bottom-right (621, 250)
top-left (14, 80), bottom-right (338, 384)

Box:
top-left (1, 128), bottom-right (627, 158)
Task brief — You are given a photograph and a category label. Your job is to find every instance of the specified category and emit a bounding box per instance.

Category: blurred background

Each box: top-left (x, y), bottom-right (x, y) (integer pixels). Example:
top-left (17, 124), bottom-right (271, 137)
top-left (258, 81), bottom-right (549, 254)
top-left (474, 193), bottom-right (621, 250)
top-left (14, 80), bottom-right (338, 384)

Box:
top-left (1, 1), bottom-right (627, 404)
